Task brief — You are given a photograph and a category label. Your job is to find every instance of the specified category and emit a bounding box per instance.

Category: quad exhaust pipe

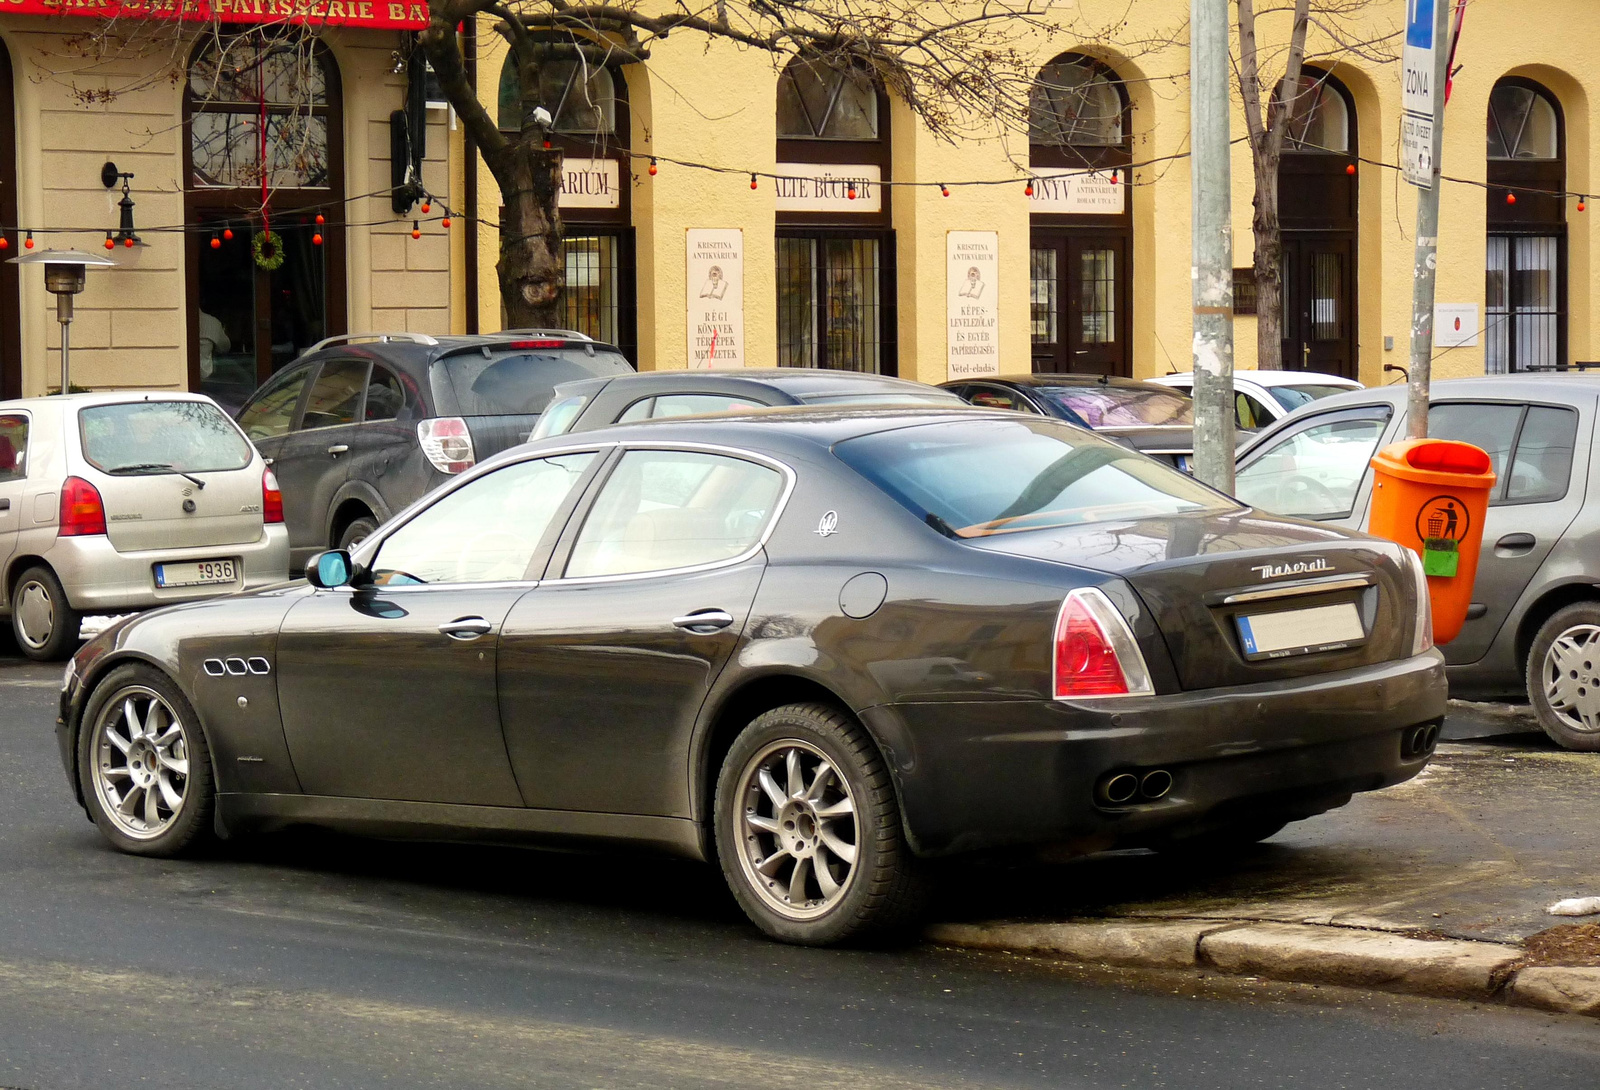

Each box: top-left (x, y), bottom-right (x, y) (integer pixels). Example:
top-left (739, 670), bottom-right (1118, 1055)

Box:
top-left (1096, 768), bottom-right (1174, 806)
top-left (1403, 722), bottom-right (1440, 760)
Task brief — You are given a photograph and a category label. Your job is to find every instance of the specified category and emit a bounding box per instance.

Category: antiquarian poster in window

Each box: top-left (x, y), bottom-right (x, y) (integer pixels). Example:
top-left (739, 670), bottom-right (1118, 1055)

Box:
top-left (947, 231), bottom-right (1000, 379)
top-left (687, 229), bottom-right (745, 368)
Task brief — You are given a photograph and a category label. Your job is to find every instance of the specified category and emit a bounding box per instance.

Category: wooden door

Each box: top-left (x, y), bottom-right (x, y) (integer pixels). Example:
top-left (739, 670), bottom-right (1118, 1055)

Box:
top-left (1030, 229), bottom-right (1130, 376)
top-left (1282, 234), bottom-right (1356, 379)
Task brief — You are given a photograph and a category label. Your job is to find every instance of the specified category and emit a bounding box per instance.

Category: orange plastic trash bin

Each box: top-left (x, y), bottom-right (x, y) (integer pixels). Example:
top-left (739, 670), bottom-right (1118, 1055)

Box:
top-left (1368, 439), bottom-right (1497, 645)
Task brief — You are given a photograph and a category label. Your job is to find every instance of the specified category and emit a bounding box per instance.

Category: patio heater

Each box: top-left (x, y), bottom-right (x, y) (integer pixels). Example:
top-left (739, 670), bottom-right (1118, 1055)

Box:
top-left (8, 249), bottom-right (117, 394)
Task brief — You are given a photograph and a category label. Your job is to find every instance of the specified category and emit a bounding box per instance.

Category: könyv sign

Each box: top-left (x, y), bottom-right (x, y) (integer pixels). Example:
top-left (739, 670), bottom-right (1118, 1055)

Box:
top-left (1028, 169), bottom-right (1124, 215)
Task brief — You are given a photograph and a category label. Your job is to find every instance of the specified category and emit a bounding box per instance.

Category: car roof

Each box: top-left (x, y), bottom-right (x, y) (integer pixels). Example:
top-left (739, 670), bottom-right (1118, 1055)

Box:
top-left (0, 390), bottom-right (221, 413)
top-left (1285, 373), bottom-right (1600, 413)
top-left (1156, 370), bottom-right (1363, 389)
top-left (557, 369), bottom-right (955, 402)
top-left (952, 374), bottom-right (1182, 393)
top-left (295, 332), bottom-right (629, 370)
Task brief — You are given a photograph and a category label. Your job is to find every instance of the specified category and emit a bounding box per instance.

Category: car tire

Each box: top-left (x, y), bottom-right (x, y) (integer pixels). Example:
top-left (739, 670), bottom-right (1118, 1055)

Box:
top-left (10, 565), bottom-right (82, 662)
top-left (714, 702), bottom-right (927, 946)
top-left (337, 515), bottom-right (379, 552)
top-left (77, 663), bottom-right (215, 857)
top-left (1526, 602), bottom-right (1600, 751)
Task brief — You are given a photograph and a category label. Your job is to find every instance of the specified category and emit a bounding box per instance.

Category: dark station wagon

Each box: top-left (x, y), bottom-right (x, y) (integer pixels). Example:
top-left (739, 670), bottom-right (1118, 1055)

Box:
top-left (59, 407), bottom-right (1445, 945)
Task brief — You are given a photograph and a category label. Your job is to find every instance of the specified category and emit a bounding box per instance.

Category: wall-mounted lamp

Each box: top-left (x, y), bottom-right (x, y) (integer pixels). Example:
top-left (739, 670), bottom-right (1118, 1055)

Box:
top-left (101, 160), bottom-right (145, 248)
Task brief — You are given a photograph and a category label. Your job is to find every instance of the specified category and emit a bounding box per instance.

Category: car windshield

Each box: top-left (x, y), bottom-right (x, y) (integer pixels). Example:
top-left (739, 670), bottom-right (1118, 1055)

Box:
top-left (435, 350), bottom-right (632, 416)
top-left (835, 417), bottom-right (1234, 538)
top-left (78, 401), bottom-right (252, 474)
top-left (1269, 384), bottom-right (1358, 412)
top-left (797, 391), bottom-right (964, 407)
top-left (1030, 385), bottom-right (1194, 427)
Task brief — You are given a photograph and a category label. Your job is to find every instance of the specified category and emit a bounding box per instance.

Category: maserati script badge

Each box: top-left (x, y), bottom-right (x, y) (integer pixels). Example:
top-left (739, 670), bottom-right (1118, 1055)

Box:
top-left (815, 511), bottom-right (839, 537)
top-left (1250, 558), bottom-right (1333, 580)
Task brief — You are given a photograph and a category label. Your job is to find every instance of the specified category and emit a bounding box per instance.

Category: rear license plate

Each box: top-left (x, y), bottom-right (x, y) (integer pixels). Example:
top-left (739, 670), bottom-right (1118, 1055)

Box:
top-left (154, 559), bottom-right (237, 588)
top-left (1236, 601), bottom-right (1365, 660)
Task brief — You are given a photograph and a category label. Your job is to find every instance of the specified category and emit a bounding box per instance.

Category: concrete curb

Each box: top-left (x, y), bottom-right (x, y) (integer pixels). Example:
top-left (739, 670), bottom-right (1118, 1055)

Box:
top-left (927, 919), bottom-right (1600, 1016)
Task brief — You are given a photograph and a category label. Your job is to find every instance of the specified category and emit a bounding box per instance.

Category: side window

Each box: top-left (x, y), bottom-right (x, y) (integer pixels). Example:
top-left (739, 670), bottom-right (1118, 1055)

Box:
top-left (371, 453), bottom-right (596, 585)
top-left (1428, 403), bottom-right (1523, 498)
top-left (1507, 405), bottom-right (1578, 503)
top-left (566, 449), bottom-right (785, 578)
top-left (237, 366), bottom-right (311, 441)
top-left (967, 386), bottom-right (1032, 412)
top-left (651, 394), bottom-right (763, 419)
top-left (364, 365), bottom-right (409, 422)
top-left (0, 413), bottom-right (27, 482)
top-left (1234, 411), bottom-right (1391, 519)
top-left (1236, 392), bottom-right (1274, 430)
top-left (298, 360), bottom-right (371, 430)
top-left (617, 398), bottom-right (655, 423)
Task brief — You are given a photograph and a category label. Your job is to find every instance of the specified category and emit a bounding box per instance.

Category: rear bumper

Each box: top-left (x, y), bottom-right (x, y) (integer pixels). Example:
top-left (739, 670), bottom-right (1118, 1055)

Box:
top-left (866, 650), bottom-right (1447, 857)
top-left (44, 526), bottom-right (291, 612)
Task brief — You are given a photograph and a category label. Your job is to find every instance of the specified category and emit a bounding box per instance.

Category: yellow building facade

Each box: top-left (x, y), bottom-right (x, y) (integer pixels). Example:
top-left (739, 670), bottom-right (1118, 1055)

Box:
top-left (458, 1), bottom-right (1599, 388)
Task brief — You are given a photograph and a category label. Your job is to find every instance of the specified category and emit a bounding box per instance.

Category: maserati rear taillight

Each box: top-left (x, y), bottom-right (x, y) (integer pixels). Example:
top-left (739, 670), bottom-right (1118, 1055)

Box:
top-left (418, 416), bottom-right (476, 474)
top-left (1053, 587), bottom-right (1154, 699)
top-left (58, 476), bottom-right (106, 536)
top-left (262, 468), bottom-right (284, 524)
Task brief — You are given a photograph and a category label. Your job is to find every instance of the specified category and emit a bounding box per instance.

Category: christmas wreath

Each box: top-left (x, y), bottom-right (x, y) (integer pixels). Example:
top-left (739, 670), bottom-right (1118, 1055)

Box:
top-left (252, 229), bottom-right (285, 271)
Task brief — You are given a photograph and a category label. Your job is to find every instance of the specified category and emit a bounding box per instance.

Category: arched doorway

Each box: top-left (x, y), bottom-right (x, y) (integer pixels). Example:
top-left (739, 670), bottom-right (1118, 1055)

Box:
top-left (1278, 68), bottom-right (1357, 378)
top-left (774, 56), bottom-right (895, 374)
top-left (184, 31), bottom-right (346, 410)
top-left (0, 38), bottom-right (19, 400)
top-left (1028, 53), bottom-right (1131, 376)
top-left (1485, 78), bottom-right (1565, 372)
top-left (497, 46), bottom-right (635, 359)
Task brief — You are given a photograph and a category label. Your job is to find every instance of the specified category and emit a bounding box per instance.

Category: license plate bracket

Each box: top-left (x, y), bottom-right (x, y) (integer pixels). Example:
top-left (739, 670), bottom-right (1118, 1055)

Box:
top-left (1235, 600), bottom-right (1365, 660)
top-left (154, 559), bottom-right (238, 589)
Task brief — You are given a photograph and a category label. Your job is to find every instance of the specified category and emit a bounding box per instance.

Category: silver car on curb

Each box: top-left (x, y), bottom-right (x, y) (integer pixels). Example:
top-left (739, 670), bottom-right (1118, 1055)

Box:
top-left (0, 392), bottom-right (290, 660)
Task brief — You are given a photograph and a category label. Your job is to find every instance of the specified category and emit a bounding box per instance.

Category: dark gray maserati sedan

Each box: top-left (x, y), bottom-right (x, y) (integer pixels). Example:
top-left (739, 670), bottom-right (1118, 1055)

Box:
top-left (56, 407), bottom-right (1446, 945)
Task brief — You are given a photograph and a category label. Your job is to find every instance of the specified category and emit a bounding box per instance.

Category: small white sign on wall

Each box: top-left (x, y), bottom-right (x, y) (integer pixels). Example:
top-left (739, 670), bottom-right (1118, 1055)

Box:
top-left (1028, 169), bottom-right (1125, 215)
top-left (946, 231), bottom-right (1000, 380)
top-left (1434, 303), bottom-right (1479, 348)
top-left (686, 229), bottom-right (745, 368)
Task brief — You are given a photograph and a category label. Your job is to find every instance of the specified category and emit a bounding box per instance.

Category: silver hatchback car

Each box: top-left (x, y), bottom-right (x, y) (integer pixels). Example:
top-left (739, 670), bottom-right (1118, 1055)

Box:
top-left (0, 393), bottom-right (290, 660)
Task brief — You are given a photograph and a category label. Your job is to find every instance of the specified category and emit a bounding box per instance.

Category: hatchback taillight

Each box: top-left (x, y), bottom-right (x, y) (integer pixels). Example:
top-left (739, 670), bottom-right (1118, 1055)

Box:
top-left (1053, 587), bottom-right (1154, 699)
top-left (418, 416), bottom-right (476, 474)
top-left (59, 476), bottom-right (106, 536)
top-left (262, 467), bottom-right (284, 524)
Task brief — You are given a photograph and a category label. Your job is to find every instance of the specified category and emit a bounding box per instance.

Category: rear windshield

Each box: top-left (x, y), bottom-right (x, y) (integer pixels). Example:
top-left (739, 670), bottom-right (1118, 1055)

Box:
top-left (436, 350), bottom-right (633, 416)
top-left (79, 401), bottom-right (252, 474)
top-left (797, 390), bottom-right (965, 407)
top-left (1031, 385), bottom-right (1194, 427)
top-left (835, 417), bottom-right (1234, 538)
top-left (1269, 384), bottom-right (1358, 412)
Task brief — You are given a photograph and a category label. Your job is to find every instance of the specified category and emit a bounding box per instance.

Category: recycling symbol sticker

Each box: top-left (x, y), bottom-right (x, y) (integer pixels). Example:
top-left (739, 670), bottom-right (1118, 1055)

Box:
top-left (1415, 495), bottom-right (1470, 578)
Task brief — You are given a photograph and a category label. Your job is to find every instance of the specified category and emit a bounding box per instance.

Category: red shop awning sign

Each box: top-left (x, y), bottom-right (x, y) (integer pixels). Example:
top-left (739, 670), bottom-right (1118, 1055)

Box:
top-left (6, 0), bottom-right (430, 31)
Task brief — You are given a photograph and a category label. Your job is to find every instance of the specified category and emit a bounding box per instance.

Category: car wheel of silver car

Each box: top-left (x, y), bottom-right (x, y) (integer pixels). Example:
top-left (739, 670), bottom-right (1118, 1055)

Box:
top-left (715, 702), bottom-right (927, 945)
top-left (10, 565), bottom-right (82, 662)
top-left (1527, 603), bottom-right (1600, 752)
top-left (77, 664), bottom-right (215, 856)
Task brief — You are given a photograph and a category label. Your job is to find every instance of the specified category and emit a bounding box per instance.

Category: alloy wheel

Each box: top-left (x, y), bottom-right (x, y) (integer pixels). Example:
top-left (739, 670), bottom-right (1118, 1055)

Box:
top-left (1542, 623), bottom-right (1600, 733)
top-left (733, 739), bottom-right (859, 920)
top-left (90, 686), bottom-right (193, 840)
top-left (14, 579), bottom-right (54, 650)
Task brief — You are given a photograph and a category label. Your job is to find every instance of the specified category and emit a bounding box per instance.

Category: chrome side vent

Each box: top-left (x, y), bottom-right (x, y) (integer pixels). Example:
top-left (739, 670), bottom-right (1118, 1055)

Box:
top-left (202, 659), bottom-right (226, 677)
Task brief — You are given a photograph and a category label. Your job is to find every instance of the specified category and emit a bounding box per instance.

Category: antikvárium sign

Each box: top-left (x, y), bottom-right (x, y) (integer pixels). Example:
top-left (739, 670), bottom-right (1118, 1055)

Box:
top-left (557, 159), bottom-right (620, 210)
top-left (946, 231), bottom-right (999, 379)
top-left (1028, 169), bottom-right (1124, 215)
top-left (686, 229), bottom-right (745, 369)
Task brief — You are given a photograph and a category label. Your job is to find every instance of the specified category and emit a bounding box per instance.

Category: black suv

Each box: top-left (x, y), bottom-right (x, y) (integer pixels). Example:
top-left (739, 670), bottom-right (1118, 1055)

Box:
top-left (234, 331), bottom-right (632, 567)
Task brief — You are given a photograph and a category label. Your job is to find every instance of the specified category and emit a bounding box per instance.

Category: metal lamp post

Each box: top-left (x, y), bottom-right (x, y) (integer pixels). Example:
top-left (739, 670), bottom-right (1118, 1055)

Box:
top-left (7, 249), bottom-right (116, 394)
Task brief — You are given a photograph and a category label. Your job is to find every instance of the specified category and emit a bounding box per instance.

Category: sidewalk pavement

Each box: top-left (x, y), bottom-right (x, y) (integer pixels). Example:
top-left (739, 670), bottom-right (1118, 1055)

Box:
top-left (930, 702), bottom-right (1600, 1017)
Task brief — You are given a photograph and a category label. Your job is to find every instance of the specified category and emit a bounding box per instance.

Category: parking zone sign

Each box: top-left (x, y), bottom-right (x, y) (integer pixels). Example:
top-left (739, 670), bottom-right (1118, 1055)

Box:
top-left (1401, 0), bottom-right (1438, 187)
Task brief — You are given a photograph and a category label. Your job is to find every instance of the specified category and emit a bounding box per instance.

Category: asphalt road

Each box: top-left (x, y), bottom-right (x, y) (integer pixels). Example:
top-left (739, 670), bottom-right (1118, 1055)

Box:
top-left (2, 637), bottom-right (1597, 1089)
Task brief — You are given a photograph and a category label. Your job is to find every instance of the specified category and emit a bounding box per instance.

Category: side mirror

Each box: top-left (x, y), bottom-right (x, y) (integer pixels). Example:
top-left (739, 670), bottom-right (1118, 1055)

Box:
top-left (306, 549), bottom-right (353, 588)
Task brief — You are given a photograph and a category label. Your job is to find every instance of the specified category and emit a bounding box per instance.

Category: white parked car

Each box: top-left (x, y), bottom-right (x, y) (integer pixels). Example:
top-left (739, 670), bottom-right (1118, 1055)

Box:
top-left (0, 392), bottom-right (290, 660)
top-left (1150, 370), bottom-right (1363, 430)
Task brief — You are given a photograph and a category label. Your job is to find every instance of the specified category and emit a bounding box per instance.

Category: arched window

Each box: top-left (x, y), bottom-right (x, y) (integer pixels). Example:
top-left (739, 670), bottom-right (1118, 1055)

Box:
top-left (1485, 78), bottom-right (1566, 373)
top-left (1028, 56), bottom-right (1124, 149)
top-left (777, 57), bottom-right (878, 140)
top-left (497, 57), bottom-right (617, 136)
top-left (1283, 75), bottom-right (1351, 153)
top-left (184, 31), bottom-right (345, 400)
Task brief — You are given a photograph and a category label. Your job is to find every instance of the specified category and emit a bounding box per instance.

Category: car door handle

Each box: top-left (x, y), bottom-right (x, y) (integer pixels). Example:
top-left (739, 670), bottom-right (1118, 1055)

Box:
top-left (0, 498), bottom-right (8, 511)
top-left (672, 609), bottom-right (735, 633)
top-left (1495, 532), bottom-right (1536, 550)
top-left (438, 616), bottom-right (494, 640)
top-left (327, 444), bottom-right (349, 456)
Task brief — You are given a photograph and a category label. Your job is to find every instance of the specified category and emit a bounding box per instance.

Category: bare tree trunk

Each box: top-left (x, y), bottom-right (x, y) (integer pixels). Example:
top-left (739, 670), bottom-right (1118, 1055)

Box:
top-left (1252, 154), bottom-right (1285, 370)
top-left (483, 139), bottom-right (565, 329)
